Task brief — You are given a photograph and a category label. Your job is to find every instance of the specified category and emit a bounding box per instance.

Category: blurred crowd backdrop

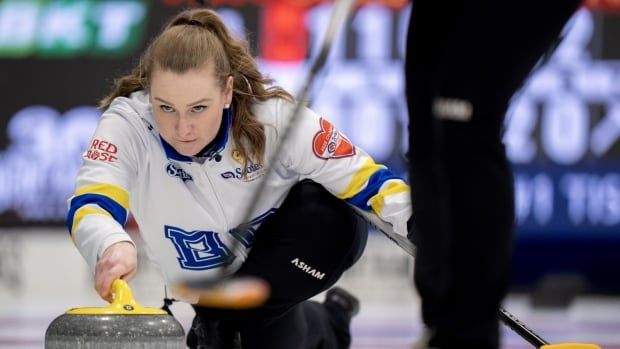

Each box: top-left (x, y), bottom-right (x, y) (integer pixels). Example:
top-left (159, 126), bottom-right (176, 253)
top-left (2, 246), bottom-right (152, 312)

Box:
top-left (0, 0), bottom-right (619, 297)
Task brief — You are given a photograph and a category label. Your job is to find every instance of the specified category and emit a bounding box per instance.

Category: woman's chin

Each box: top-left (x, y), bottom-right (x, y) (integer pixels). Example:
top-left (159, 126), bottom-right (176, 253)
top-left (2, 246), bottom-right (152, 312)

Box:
top-left (174, 144), bottom-right (201, 157)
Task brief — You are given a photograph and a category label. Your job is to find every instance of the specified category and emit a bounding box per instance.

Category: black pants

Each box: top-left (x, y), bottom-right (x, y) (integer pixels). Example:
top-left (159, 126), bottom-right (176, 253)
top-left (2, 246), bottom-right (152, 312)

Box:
top-left (405, 1), bottom-right (580, 348)
top-left (191, 180), bottom-right (368, 349)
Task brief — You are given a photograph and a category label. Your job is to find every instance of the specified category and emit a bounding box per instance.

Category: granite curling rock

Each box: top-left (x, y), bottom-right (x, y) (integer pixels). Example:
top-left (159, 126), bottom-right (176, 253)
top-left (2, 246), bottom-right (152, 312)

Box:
top-left (45, 279), bottom-right (185, 349)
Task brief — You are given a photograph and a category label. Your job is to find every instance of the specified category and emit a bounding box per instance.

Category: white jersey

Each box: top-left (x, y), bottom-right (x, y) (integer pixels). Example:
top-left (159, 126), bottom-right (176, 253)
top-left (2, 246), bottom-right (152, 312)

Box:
top-left (68, 90), bottom-right (411, 285)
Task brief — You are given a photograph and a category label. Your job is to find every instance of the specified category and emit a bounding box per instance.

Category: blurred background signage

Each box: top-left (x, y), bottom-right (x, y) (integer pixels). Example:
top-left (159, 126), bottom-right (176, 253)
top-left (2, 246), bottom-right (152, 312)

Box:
top-left (0, 0), bottom-right (618, 290)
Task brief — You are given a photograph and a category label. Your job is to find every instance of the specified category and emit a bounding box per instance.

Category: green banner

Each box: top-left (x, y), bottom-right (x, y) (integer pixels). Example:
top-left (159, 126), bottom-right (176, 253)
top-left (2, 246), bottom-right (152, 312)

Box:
top-left (0, 0), bottom-right (149, 58)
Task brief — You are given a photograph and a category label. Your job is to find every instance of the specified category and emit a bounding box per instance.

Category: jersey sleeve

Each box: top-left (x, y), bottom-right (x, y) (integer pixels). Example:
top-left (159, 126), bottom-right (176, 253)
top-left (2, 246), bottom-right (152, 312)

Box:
top-left (66, 102), bottom-right (144, 274)
top-left (276, 99), bottom-right (412, 237)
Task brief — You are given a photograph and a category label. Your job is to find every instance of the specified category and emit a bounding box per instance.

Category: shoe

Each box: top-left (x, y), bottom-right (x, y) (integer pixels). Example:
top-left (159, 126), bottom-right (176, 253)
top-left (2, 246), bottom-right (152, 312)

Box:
top-left (324, 287), bottom-right (360, 320)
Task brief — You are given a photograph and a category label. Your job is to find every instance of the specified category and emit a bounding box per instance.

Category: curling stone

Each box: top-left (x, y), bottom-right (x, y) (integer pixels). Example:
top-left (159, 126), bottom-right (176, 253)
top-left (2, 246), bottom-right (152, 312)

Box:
top-left (45, 279), bottom-right (185, 349)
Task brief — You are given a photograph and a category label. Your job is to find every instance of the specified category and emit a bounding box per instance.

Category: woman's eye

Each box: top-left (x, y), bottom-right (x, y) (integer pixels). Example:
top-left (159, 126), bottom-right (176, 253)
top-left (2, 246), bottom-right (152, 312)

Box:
top-left (192, 105), bottom-right (206, 113)
top-left (160, 105), bottom-right (174, 113)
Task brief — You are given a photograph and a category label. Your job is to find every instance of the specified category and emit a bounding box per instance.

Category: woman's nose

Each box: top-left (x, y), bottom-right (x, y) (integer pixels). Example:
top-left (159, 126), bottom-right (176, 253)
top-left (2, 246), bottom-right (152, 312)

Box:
top-left (176, 113), bottom-right (193, 136)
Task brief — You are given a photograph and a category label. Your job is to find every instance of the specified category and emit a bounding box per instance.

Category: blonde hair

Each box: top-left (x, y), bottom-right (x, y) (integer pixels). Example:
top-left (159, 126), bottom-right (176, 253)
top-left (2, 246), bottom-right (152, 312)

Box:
top-left (100, 8), bottom-right (293, 170)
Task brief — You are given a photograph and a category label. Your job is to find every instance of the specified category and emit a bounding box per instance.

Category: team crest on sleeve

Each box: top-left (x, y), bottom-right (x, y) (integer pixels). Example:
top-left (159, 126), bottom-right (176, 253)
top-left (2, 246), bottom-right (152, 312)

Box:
top-left (312, 118), bottom-right (355, 159)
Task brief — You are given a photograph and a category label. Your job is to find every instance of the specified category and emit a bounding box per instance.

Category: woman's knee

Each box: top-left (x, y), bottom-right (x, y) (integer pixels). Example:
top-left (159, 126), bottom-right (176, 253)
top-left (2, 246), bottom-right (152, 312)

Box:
top-left (278, 181), bottom-right (367, 244)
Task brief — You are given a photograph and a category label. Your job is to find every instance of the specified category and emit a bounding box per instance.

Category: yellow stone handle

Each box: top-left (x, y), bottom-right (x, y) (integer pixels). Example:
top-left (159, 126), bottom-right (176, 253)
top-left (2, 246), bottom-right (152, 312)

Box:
top-left (66, 279), bottom-right (167, 315)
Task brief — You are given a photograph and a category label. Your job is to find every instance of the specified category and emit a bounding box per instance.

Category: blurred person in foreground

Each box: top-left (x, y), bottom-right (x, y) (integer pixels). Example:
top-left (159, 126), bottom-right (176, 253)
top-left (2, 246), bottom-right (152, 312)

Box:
top-left (405, 1), bottom-right (581, 348)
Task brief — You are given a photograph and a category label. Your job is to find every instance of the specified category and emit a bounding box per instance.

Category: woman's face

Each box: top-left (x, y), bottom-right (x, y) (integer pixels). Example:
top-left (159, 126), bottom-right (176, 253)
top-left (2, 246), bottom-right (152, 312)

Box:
top-left (150, 64), bottom-right (232, 156)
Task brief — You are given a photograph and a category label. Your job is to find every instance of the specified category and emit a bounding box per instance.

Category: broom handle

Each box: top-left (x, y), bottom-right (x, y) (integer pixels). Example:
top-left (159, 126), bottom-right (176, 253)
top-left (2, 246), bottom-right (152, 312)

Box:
top-left (350, 205), bottom-right (549, 349)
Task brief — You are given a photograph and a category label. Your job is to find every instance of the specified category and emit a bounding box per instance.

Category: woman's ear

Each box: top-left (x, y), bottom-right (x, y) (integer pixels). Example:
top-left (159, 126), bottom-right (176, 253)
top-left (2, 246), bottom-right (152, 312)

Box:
top-left (225, 75), bottom-right (234, 105)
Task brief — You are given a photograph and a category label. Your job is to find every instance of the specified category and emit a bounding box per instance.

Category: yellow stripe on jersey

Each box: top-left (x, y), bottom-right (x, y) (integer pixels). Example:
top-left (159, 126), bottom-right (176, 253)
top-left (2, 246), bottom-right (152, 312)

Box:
top-left (75, 183), bottom-right (130, 211)
top-left (70, 206), bottom-right (113, 244)
top-left (69, 183), bottom-right (130, 241)
top-left (368, 180), bottom-right (410, 214)
top-left (337, 158), bottom-right (385, 200)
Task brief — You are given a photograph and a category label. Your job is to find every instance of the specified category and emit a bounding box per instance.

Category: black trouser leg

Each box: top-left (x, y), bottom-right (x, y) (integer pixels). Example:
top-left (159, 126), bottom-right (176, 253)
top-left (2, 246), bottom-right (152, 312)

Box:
top-left (405, 1), bottom-right (581, 348)
top-left (192, 180), bottom-right (368, 349)
top-left (236, 300), bottom-right (351, 349)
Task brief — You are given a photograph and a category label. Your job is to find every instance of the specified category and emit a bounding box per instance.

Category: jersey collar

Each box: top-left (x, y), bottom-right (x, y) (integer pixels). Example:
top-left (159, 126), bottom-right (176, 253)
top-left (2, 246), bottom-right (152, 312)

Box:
top-left (160, 107), bottom-right (232, 163)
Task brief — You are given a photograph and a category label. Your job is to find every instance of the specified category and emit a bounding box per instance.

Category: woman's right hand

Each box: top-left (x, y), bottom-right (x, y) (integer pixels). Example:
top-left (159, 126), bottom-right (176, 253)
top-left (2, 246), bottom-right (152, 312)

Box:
top-left (94, 241), bottom-right (137, 303)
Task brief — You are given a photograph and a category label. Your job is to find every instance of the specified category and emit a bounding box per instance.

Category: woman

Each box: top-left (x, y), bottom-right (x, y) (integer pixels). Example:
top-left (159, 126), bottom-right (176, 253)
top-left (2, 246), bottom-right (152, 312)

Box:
top-left (68, 8), bottom-right (411, 349)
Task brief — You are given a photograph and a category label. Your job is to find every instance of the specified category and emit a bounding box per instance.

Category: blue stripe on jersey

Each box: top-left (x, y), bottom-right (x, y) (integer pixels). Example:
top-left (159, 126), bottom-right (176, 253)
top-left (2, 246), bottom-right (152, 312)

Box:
top-left (345, 169), bottom-right (404, 210)
top-left (67, 194), bottom-right (128, 233)
top-left (160, 136), bottom-right (193, 162)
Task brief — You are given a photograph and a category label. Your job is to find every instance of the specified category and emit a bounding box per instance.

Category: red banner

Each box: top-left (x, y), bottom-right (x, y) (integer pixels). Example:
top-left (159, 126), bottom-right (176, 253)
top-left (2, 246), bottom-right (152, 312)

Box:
top-left (586, 0), bottom-right (620, 12)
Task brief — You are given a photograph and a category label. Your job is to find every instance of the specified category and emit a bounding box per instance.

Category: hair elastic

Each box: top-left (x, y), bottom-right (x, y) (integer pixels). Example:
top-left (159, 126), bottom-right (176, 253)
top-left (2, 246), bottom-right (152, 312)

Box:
top-left (188, 19), bottom-right (203, 27)
top-left (174, 18), bottom-right (204, 29)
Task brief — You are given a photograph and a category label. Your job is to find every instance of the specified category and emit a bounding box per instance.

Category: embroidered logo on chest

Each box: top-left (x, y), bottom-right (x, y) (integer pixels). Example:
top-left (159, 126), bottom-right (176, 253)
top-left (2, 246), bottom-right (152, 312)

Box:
top-left (220, 150), bottom-right (265, 182)
top-left (166, 163), bottom-right (193, 182)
